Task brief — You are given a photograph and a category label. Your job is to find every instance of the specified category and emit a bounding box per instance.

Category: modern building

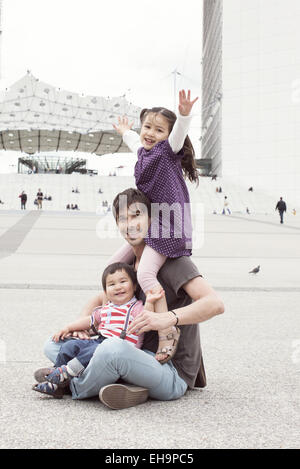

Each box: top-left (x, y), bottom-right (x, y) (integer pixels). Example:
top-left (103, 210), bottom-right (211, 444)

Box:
top-left (202, 0), bottom-right (300, 208)
top-left (200, 0), bottom-right (222, 177)
top-left (0, 72), bottom-right (141, 172)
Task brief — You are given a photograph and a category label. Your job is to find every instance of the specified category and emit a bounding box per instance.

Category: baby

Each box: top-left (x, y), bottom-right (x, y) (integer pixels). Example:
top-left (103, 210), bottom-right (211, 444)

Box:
top-left (32, 262), bottom-right (163, 398)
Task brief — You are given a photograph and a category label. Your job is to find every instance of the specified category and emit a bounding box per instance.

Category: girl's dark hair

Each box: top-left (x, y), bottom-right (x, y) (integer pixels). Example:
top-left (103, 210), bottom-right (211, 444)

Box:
top-left (140, 107), bottom-right (199, 185)
top-left (102, 262), bottom-right (137, 291)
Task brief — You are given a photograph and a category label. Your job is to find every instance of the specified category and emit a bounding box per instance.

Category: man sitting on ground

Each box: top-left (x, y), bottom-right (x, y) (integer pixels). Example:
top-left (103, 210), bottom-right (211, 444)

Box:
top-left (36, 188), bottom-right (224, 409)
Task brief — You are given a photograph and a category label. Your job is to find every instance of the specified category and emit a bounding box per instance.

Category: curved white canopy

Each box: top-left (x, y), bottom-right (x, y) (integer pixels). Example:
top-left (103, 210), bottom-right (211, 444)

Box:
top-left (0, 72), bottom-right (141, 155)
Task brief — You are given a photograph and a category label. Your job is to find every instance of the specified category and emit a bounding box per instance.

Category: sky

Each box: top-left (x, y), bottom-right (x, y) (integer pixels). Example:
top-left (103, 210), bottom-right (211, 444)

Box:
top-left (0, 0), bottom-right (203, 173)
top-left (0, 0), bottom-right (202, 142)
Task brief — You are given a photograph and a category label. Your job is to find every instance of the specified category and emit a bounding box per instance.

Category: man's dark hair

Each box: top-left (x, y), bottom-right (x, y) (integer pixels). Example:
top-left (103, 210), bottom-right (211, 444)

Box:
top-left (102, 262), bottom-right (137, 291)
top-left (112, 188), bottom-right (151, 222)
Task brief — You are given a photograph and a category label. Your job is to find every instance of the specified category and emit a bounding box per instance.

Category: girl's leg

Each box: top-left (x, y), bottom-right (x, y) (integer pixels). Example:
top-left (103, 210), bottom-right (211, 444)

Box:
top-left (107, 242), bottom-right (135, 265)
top-left (137, 245), bottom-right (167, 309)
top-left (137, 246), bottom-right (178, 363)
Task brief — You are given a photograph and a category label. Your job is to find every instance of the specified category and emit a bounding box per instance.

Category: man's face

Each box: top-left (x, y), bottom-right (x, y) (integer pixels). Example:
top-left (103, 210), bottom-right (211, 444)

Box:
top-left (117, 202), bottom-right (150, 247)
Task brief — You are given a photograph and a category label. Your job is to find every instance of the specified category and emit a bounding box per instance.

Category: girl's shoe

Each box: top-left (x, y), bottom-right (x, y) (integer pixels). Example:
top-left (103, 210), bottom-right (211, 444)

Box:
top-left (155, 326), bottom-right (181, 365)
top-left (45, 365), bottom-right (71, 387)
top-left (32, 382), bottom-right (65, 399)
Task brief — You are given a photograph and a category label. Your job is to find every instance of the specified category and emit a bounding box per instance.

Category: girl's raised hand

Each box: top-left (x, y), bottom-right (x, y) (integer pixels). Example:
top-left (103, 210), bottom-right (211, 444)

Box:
top-left (178, 89), bottom-right (199, 116)
top-left (113, 116), bottom-right (134, 136)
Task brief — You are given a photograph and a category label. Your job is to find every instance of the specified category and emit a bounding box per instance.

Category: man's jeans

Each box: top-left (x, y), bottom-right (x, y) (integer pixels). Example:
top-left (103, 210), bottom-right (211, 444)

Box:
top-left (44, 336), bottom-right (188, 401)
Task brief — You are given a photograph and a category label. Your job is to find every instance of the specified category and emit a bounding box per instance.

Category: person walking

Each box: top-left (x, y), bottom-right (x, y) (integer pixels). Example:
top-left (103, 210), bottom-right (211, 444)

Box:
top-left (275, 197), bottom-right (287, 224)
top-left (19, 191), bottom-right (27, 210)
top-left (222, 196), bottom-right (231, 215)
top-left (36, 188), bottom-right (43, 210)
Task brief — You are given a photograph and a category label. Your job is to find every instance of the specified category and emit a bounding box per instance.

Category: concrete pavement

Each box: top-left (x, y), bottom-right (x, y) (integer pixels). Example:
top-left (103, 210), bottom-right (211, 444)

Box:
top-left (0, 209), bottom-right (299, 449)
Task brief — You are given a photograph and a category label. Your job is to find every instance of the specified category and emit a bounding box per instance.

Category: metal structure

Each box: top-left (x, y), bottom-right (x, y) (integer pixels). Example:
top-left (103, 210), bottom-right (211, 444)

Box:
top-left (201, 0), bottom-right (222, 176)
top-left (0, 72), bottom-right (141, 156)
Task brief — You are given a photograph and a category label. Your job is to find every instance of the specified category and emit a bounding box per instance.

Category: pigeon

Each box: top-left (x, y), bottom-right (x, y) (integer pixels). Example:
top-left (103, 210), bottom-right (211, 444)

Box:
top-left (249, 265), bottom-right (260, 274)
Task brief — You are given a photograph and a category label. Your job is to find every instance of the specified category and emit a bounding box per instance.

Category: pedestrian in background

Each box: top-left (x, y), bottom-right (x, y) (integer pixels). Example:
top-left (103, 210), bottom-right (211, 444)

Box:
top-left (19, 191), bottom-right (27, 210)
top-left (222, 196), bottom-right (231, 215)
top-left (36, 188), bottom-right (43, 210)
top-left (275, 197), bottom-right (287, 224)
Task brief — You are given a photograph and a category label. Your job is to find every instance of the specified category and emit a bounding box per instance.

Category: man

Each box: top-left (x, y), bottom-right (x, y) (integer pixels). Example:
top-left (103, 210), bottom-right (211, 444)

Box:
top-left (38, 188), bottom-right (224, 409)
top-left (275, 197), bottom-right (287, 224)
top-left (19, 191), bottom-right (27, 210)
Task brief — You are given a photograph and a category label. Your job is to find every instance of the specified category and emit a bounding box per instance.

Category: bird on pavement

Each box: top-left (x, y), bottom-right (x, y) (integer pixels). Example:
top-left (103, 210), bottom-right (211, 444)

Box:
top-left (249, 265), bottom-right (260, 274)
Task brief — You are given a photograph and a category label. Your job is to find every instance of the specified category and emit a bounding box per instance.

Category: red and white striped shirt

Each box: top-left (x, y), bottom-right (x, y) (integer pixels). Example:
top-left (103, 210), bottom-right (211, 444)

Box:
top-left (90, 297), bottom-right (144, 348)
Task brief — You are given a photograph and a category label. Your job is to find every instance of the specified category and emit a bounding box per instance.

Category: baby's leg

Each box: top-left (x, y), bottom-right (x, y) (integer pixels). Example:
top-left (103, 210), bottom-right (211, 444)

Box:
top-left (137, 246), bottom-right (179, 364)
top-left (47, 339), bottom-right (104, 386)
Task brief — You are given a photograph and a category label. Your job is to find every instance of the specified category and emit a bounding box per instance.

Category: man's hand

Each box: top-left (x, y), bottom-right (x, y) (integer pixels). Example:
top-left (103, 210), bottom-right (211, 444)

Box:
top-left (127, 309), bottom-right (175, 335)
top-left (178, 89), bottom-right (198, 116)
top-left (113, 116), bottom-right (134, 136)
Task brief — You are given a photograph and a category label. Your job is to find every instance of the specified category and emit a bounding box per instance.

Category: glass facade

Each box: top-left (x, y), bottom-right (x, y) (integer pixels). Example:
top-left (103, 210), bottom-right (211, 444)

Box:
top-left (201, 0), bottom-right (223, 176)
top-left (203, 0), bottom-right (300, 207)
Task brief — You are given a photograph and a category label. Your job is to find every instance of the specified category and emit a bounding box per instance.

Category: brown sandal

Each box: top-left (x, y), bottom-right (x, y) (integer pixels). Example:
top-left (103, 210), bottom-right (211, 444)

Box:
top-left (155, 326), bottom-right (181, 365)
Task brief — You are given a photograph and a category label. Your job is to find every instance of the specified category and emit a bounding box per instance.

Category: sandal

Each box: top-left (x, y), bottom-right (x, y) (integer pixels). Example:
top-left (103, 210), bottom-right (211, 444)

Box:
top-left (45, 366), bottom-right (71, 387)
top-left (155, 326), bottom-right (181, 365)
top-left (32, 382), bottom-right (65, 399)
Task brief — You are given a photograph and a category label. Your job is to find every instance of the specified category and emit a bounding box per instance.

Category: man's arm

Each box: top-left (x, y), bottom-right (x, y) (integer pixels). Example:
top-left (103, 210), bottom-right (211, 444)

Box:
top-left (177, 276), bottom-right (224, 324)
top-left (64, 292), bottom-right (103, 340)
top-left (127, 276), bottom-right (224, 335)
top-left (79, 292), bottom-right (104, 317)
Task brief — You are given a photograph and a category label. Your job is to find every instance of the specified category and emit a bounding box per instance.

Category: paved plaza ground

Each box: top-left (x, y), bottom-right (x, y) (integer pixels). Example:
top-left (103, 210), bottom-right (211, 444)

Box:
top-left (0, 208), bottom-right (299, 449)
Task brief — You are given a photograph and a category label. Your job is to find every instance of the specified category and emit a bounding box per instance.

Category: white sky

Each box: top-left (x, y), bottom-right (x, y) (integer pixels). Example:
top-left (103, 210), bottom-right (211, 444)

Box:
top-left (1, 0), bottom-right (202, 117)
top-left (0, 0), bottom-right (203, 172)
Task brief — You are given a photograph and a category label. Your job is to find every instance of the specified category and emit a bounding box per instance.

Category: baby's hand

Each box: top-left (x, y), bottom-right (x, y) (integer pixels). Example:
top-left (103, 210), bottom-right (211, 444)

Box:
top-left (52, 327), bottom-right (70, 343)
top-left (178, 89), bottom-right (198, 116)
top-left (113, 116), bottom-right (134, 136)
top-left (146, 288), bottom-right (165, 304)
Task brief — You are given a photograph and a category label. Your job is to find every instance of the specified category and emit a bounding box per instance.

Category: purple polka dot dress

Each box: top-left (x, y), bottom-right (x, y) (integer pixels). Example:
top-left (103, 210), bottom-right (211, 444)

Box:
top-left (134, 139), bottom-right (192, 258)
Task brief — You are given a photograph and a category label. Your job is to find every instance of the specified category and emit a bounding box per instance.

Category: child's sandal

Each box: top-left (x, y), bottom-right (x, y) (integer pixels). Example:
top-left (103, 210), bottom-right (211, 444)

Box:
top-left (45, 365), bottom-right (71, 387)
top-left (32, 382), bottom-right (65, 399)
top-left (156, 326), bottom-right (181, 365)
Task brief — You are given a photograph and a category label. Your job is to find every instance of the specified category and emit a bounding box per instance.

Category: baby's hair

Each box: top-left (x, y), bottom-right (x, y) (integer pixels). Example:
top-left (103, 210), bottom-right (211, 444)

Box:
top-left (102, 262), bottom-right (137, 291)
top-left (140, 107), bottom-right (199, 185)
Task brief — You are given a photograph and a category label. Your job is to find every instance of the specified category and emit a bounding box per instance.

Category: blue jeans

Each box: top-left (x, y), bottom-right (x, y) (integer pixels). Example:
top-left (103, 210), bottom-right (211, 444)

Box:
top-left (44, 336), bottom-right (188, 401)
top-left (54, 336), bottom-right (106, 369)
